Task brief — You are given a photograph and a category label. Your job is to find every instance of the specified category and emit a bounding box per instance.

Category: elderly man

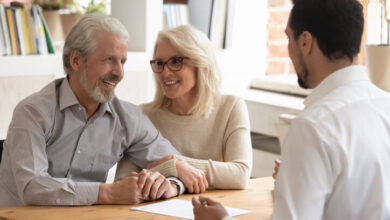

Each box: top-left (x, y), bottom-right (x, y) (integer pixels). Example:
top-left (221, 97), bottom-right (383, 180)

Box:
top-left (192, 0), bottom-right (390, 219)
top-left (0, 13), bottom-right (202, 207)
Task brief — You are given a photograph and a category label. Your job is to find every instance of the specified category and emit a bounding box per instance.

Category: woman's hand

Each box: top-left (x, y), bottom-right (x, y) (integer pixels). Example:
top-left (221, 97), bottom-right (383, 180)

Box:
top-left (176, 160), bottom-right (208, 194)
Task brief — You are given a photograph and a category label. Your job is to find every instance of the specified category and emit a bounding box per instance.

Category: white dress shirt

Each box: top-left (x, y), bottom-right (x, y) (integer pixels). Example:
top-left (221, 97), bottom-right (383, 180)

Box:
top-left (273, 65), bottom-right (390, 220)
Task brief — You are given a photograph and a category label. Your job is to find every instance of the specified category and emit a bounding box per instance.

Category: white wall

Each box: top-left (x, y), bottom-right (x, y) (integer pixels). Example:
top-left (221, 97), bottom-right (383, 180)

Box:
top-left (218, 0), bottom-right (268, 93)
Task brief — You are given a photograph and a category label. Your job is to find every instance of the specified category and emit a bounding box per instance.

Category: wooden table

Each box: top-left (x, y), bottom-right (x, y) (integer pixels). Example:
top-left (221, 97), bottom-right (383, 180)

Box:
top-left (0, 177), bottom-right (274, 220)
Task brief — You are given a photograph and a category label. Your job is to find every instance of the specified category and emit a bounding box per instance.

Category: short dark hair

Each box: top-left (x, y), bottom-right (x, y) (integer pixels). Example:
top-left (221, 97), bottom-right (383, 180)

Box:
top-left (289, 0), bottom-right (364, 61)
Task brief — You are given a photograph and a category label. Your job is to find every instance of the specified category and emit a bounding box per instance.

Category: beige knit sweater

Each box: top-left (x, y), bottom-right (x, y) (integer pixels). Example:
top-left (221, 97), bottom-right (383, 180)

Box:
top-left (115, 95), bottom-right (252, 189)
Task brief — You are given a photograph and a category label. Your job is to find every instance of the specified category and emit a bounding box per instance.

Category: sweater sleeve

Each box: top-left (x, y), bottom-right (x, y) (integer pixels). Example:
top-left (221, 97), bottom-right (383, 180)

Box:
top-left (176, 98), bottom-right (252, 189)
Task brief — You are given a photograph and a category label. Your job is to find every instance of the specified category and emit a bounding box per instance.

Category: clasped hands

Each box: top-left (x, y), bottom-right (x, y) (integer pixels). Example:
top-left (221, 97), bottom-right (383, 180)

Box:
top-left (98, 169), bottom-right (177, 205)
top-left (131, 169), bottom-right (177, 201)
top-left (99, 157), bottom-right (209, 205)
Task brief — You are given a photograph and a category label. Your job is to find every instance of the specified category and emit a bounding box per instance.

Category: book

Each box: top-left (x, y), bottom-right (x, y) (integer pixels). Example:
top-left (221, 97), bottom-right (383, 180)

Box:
top-left (0, 4), bottom-right (11, 56)
top-left (20, 7), bottom-right (32, 54)
top-left (31, 5), bottom-right (48, 55)
top-left (14, 7), bottom-right (27, 55)
top-left (0, 4), bottom-right (10, 55)
top-left (24, 4), bottom-right (37, 54)
top-left (0, 16), bottom-right (5, 55)
top-left (11, 7), bottom-right (22, 55)
top-left (11, 2), bottom-right (36, 55)
top-left (20, 6), bottom-right (35, 54)
top-left (36, 6), bottom-right (54, 54)
top-left (6, 7), bottom-right (19, 55)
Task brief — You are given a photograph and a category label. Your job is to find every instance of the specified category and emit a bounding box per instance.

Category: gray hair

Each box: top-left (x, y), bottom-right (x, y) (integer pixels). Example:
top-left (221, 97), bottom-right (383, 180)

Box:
top-left (151, 25), bottom-right (222, 117)
top-left (62, 13), bottom-right (129, 75)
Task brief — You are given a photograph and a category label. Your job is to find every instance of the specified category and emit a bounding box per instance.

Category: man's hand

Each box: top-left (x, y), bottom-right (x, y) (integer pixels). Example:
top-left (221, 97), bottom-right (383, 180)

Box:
top-left (98, 176), bottom-right (143, 205)
top-left (192, 196), bottom-right (229, 220)
top-left (272, 159), bottom-right (281, 180)
top-left (176, 160), bottom-right (208, 194)
top-left (131, 169), bottom-right (177, 200)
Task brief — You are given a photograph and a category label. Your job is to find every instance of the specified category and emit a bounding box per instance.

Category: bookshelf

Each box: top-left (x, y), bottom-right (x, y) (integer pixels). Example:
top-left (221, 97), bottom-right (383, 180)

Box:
top-left (0, 3), bottom-right (55, 56)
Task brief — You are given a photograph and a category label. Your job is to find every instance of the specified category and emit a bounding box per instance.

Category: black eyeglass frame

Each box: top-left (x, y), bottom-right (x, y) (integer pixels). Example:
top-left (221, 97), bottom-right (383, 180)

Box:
top-left (149, 56), bottom-right (189, 73)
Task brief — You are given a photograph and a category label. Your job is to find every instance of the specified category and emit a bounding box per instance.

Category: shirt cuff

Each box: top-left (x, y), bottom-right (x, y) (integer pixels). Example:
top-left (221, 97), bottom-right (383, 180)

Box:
top-left (166, 177), bottom-right (185, 195)
top-left (74, 182), bottom-right (100, 205)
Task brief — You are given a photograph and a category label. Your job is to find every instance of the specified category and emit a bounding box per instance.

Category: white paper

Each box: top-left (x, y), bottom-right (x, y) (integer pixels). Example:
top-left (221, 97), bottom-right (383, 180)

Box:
top-left (131, 199), bottom-right (251, 219)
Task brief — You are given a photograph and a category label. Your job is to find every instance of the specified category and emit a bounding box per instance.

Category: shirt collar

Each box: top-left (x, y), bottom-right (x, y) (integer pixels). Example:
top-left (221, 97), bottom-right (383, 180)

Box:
top-left (59, 77), bottom-right (113, 116)
top-left (304, 65), bottom-right (369, 107)
top-left (59, 78), bottom-right (79, 111)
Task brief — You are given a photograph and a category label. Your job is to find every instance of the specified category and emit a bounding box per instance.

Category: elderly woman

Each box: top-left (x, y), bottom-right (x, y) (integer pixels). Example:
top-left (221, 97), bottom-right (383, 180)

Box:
top-left (116, 25), bottom-right (252, 192)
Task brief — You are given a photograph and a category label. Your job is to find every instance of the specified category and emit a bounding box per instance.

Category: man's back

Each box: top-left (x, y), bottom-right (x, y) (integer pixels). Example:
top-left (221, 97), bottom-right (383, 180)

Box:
top-left (274, 66), bottom-right (390, 220)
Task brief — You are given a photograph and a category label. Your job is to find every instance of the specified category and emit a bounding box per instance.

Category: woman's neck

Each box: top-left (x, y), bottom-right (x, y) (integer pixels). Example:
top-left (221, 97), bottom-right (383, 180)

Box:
top-left (168, 96), bottom-right (194, 116)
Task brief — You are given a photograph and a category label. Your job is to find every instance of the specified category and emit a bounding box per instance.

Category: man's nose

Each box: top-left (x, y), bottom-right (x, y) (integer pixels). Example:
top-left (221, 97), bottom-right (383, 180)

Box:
top-left (112, 61), bottom-right (124, 79)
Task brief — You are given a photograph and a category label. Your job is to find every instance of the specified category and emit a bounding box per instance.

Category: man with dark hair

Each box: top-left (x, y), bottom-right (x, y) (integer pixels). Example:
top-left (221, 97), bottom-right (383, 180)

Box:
top-left (192, 0), bottom-right (390, 219)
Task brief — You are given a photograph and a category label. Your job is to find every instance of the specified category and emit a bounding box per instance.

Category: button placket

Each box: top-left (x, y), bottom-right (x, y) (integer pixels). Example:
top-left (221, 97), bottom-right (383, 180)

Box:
top-left (67, 122), bottom-right (88, 178)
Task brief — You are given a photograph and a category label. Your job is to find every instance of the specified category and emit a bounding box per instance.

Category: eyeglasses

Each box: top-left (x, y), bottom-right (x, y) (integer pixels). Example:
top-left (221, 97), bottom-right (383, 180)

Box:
top-left (150, 56), bottom-right (189, 73)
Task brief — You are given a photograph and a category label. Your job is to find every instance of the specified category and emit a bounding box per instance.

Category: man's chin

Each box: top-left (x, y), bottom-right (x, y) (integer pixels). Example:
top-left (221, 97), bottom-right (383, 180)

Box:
top-left (297, 75), bottom-right (311, 89)
top-left (90, 90), bottom-right (115, 103)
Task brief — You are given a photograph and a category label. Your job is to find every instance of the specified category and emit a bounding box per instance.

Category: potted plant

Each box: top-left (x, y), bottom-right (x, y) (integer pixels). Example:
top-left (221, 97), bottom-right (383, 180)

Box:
top-left (60, 0), bottom-right (108, 37)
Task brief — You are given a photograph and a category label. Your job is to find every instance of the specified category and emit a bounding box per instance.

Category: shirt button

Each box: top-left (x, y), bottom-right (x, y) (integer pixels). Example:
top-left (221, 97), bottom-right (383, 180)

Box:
top-left (77, 150), bottom-right (81, 154)
top-left (56, 199), bottom-right (60, 204)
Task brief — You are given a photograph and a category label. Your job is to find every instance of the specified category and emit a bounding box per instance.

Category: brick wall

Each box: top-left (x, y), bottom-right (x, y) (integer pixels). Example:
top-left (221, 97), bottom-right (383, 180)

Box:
top-left (267, 0), bottom-right (368, 75)
top-left (267, 0), bottom-right (293, 75)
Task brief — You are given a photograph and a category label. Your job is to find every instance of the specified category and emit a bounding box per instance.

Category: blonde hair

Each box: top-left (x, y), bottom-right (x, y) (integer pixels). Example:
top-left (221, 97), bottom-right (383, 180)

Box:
top-left (151, 25), bottom-right (222, 117)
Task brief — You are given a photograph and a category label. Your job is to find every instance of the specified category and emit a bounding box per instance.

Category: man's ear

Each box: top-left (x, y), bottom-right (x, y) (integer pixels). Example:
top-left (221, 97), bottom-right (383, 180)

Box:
top-left (69, 50), bottom-right (84, 72)
top-left (298, 31), bottom-right (313, 55)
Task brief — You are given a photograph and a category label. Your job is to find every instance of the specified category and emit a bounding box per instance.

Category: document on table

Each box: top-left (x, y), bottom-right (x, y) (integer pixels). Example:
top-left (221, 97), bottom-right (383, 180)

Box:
top-left (131, 199), bottom-right (251, 219)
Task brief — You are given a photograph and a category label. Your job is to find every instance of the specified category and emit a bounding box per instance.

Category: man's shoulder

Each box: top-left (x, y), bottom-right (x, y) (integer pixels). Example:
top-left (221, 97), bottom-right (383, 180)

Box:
top-left (298, 82), bottom-right (390, 123)
top-left (15, 79), bottom-right (59, 114)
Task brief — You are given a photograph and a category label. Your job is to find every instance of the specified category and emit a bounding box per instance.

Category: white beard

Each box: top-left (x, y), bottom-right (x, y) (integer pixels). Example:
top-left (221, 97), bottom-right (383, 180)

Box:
top-left (80, 68), bottom-right (115, 103)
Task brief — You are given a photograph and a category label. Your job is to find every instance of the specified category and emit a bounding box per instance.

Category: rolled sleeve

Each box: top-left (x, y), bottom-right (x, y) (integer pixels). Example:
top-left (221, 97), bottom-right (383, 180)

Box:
top-left (127, 111), bottom-right (180, 168)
